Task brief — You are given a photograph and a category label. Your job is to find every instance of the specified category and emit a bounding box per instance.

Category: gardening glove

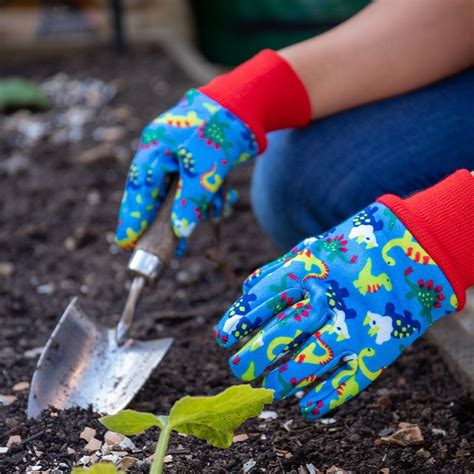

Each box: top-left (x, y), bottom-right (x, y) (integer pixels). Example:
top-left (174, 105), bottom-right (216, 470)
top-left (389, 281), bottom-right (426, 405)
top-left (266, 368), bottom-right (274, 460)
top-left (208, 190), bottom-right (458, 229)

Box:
top-left (115, 50), bottom-right (311, 250)
top-left (216, 170), bottom-right (474, 419)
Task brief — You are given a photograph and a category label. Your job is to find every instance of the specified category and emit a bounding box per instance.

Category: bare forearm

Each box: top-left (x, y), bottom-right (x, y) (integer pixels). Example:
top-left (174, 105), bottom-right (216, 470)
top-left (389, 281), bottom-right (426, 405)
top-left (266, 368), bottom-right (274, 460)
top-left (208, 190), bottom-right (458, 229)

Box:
top-left (280, 0), bottom-right (473, 118)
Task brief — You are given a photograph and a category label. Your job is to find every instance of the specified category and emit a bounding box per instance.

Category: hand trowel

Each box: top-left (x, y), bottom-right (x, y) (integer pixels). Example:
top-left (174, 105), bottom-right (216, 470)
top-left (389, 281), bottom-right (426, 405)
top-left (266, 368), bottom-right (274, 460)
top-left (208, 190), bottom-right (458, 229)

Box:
top-left (27, 180), bottom-right (179, 418)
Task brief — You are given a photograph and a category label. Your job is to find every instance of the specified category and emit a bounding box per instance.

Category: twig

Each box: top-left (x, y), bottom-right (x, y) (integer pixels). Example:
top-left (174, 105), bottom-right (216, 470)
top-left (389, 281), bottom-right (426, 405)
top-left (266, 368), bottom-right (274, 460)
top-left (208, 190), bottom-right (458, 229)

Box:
top-left (206, 188), bottom-right (238, 291)
top-left (167, 448), bottom-right (191, 455)
top-left (21, 430), bottom-right (45, 445)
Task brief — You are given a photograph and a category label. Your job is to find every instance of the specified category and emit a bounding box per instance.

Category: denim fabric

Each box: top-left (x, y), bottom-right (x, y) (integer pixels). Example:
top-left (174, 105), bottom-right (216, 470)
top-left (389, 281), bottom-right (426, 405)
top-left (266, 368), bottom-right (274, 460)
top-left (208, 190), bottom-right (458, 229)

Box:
top-left (251, 68), bottom-right (474, 249)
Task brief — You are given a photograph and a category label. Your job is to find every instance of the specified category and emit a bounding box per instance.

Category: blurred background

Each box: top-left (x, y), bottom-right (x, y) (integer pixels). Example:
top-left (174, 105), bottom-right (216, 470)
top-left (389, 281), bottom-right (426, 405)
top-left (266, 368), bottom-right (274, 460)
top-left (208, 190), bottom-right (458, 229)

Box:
top-left (0, 0), bottom-right (370, 66)
top-left (0, 0), bottom-right (373, 171)
top-left (0, 0), bottom-right (372, 162)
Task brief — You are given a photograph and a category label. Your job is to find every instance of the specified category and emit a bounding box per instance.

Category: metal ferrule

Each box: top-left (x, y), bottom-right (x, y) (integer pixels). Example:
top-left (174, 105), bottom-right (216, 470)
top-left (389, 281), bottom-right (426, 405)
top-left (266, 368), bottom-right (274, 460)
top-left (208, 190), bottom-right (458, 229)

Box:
top-left (127, 249), bottom-right (164, 284)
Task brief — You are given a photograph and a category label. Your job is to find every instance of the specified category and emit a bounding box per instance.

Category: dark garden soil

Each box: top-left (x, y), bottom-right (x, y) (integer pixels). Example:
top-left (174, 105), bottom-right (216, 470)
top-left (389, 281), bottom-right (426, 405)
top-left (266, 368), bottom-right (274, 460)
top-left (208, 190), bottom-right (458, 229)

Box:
top-left (0, 49), bottom-right (473, 474)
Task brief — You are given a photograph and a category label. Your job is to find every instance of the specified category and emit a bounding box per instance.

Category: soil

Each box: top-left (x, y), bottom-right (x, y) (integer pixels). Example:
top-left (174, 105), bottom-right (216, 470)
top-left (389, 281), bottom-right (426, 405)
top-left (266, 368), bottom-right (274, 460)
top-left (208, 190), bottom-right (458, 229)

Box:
top-left (0, 49), bottom-right (473, 474)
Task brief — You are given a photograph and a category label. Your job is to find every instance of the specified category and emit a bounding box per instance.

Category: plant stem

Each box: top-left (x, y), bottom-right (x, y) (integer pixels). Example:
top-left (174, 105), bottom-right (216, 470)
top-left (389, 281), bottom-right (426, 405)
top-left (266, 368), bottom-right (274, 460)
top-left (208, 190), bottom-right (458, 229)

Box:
top-left (151, 424), bottom-right (172, 474)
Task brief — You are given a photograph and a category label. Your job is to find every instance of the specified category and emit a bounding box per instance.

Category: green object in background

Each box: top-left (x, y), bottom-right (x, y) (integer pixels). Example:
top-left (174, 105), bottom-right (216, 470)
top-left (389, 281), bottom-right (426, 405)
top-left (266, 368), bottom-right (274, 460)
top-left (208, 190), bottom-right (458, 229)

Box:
top-left (191, 0), bottom-right (370, 65)
top-left (0, 78), bottom-right (50, 113)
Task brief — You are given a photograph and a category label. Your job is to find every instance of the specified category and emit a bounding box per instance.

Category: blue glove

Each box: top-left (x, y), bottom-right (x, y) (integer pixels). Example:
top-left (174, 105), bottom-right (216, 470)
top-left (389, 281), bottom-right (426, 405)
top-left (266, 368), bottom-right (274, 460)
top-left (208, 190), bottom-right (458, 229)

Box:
top-left (115, 89), bottom-right (257, 250)
top-left (215, 204), bottom-right (457, 419)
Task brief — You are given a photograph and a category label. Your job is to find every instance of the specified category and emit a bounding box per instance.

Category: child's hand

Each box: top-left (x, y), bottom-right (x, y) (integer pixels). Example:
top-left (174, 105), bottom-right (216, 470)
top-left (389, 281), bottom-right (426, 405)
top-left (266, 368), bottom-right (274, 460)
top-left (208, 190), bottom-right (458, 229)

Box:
top-left (115, 89), bottom-right (257, 250)
top-left (215, 203), bottom-right (457, 419)
top-left (115, 50), bottom-right (311, 251)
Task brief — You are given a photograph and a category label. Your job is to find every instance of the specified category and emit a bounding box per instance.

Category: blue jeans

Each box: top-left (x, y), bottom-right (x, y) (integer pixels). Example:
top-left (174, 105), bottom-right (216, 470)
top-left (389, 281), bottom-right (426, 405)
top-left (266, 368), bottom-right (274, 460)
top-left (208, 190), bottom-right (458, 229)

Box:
top-left (251, 68), bottom-right (474, 250)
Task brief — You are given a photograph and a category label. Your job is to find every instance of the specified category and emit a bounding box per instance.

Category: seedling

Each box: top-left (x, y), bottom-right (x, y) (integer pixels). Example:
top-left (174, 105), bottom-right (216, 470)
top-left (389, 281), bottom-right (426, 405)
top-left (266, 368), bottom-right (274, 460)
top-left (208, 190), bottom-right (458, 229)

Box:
top-left (100, 384), bottom-right (273, 474)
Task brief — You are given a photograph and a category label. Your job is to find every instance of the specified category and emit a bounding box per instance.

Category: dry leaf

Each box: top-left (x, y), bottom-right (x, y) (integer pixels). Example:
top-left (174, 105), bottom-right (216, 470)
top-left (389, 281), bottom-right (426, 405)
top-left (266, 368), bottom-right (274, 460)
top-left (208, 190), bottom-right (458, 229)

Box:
top-left (12, 381), bottom-right (29, 391)
top-left (83, 437), bottom-right (102, 452)
top-left (80, 427), bottom-right (97, 442)
top-left (7, 435), bottom-right (21, 447)
top-left (327, 466), bottom-right (349, 474)
top-left (119, 456), bottom-right (139, 470)
top-left (104, 430), bottom-right (125, 446)
top-left (381, 422), bottom-right (424, 446)
top-left (0, 395), bottom-right (17, 406)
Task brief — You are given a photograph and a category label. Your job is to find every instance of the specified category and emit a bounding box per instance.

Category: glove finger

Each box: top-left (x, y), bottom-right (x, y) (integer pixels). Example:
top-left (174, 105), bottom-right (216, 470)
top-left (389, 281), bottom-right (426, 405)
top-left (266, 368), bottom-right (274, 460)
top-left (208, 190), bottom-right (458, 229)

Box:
top-left (216, 262), bottom-right (305, 347)
top-left (170, 92), bottom-right (258, 236)
top-left (170, 145), bottom-right (218, 238)
top-left (209, 186), bottom-right (238, 221)
top-left (224, 187), bottom-right (238, 213)
top-left (299, 354), bottom-right (359, 419)
top-left (175, 237), bottom-right (187, 257)
top-left (116, 146), bottom-right (176, 250)
top-left (242, 239), bottom-right (309, 294)
top-left (228, 295), bottom-right (324, 382)
top-left (215, 286), bottom-right (304, 348)
top-left (262, 326), bottom-right (348, 400)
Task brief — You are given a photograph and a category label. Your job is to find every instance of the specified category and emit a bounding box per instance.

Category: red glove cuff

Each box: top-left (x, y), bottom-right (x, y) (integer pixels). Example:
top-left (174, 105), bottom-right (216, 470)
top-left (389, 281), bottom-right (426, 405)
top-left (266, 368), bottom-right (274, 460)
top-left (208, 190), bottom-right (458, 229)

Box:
top-left (378, 169), bottom-right (474, 310)
top-left (199, 49), bottom-right (311, 153)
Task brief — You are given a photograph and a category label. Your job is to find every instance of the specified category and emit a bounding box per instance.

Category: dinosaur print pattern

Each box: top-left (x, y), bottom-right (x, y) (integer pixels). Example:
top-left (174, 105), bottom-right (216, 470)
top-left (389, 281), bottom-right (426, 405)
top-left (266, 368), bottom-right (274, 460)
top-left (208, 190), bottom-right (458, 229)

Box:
top-left (199, 163), bottom-right (223, 193)
top-left (404, 266), bottom-right (446, 324)
top-left (153, 110), bottom-right (204, 128)
top-left (353, 258), bottom-right (392, 295)
top-left (325, 280), bottom-right (357, 341)
top-left (116, 89), bottom-right (258, 249)
top-left (216, 293), bottom-right (258, 345)
top-left (382, 230), bottom-right (435, 266)
top-left (293, 331), bottom-right (334, 366)
top-left (313, 234), bottom-right (357, 264)
top-left (283, 249), bottom-right (329, 278)
top-left (349, 205), bottom-right (384, 249)
top-left (364, 302), bottom-right (421, 344)
top-left (215, 202), bottom-right (456, 420)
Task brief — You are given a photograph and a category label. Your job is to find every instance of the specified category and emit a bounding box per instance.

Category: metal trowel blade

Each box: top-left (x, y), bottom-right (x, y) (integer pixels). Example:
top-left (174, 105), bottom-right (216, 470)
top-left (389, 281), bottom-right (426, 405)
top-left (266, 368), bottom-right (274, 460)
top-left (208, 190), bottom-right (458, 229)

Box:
top-left (27, 297), bottom-right (173, 418)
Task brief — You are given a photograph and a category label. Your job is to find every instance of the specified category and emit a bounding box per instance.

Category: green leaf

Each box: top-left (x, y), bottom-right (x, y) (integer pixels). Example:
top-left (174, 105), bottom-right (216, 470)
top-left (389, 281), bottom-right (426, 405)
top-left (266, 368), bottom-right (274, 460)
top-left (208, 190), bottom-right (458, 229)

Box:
top-left (0, 78), bottom-right (49, 112)
top-left (72, 465), bottom-right (124, 474)
top-left (168, 385), bottom-right (274, 448)
top-left (100, 409), bottom-right (164, 435)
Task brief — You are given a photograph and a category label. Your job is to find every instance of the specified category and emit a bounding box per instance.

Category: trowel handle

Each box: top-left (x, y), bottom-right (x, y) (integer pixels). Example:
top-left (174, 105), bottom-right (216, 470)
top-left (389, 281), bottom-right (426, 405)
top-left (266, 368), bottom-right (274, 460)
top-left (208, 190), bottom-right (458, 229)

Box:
top-left (137, 176), bottom-right (179, 264)
top-left (127, 177), bottom-right (179, 284)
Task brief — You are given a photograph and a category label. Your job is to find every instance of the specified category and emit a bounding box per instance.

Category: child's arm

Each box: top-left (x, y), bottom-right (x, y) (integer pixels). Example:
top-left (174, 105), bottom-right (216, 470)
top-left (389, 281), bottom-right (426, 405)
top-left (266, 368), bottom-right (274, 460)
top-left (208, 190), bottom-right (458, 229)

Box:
top-left (280, 0), bottom-right (473, 118)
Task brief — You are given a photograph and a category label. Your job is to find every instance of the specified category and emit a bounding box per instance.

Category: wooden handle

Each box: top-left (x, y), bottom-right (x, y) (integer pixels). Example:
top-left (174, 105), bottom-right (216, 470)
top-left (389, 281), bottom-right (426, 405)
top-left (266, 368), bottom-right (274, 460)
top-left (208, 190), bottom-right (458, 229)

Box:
top-left (136, 177), bottom-right (179, 266)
